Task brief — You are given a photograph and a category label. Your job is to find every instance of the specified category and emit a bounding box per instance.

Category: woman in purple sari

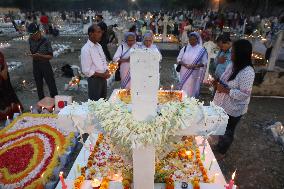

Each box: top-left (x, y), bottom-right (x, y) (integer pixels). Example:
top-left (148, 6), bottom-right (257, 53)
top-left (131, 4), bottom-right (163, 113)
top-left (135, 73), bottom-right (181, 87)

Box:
top-left (113, 32), bottom-right (137, 89)
top-left (177, 32), bottom-right (208, 97)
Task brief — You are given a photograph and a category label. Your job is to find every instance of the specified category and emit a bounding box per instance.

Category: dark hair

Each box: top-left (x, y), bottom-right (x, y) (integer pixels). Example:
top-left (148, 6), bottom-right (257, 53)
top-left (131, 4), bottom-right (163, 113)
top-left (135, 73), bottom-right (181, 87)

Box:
top-left (88, 24), bottom-right (101, 36)
top-left (216, 34), bottom-right (231, 43)
top-left (228, 39), bottom-right (253, 81)
top-left (129, 25), bottom-right (136, 32)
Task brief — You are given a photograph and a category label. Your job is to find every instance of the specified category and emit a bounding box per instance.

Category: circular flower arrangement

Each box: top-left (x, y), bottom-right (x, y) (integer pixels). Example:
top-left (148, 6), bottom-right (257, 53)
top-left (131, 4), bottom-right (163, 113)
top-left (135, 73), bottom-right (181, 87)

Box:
top-left (0, 113), bottom-right (75, 189)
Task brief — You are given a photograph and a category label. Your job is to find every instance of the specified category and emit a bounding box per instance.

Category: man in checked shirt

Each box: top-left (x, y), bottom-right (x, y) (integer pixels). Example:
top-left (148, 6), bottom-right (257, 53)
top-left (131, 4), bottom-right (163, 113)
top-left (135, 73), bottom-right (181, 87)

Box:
top-left (27, 23), bottom-right (58, 100)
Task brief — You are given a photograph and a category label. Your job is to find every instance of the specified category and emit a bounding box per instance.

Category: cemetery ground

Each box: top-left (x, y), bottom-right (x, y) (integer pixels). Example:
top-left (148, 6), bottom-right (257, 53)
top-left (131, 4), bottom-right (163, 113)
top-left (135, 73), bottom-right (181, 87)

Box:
top-left (1, 36), bottom-right (284, 189)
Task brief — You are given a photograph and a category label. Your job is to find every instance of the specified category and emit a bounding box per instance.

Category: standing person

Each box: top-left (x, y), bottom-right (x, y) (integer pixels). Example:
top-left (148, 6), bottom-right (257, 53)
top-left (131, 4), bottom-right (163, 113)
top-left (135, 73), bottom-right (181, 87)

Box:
top-left (27, 23), bottom-right (58, 100)
top-left (177, 32), bottom-right (208, 97)
top-left (0, 51), bottom-right (23, 121)
top-left (213, 39), bottom-right (255, 158)
top-left (214, 35), bottom-right (232, 80)
top-left (40, 12), bottom-right (49, 34)
top-left (96, 14), bottom-right (112, 61)
top-left (81, 24), bottom-right (111, 101)
top-left (141, 32), bottom-right (162, 61)
top-left (113, 32), bottom-right (137, 89)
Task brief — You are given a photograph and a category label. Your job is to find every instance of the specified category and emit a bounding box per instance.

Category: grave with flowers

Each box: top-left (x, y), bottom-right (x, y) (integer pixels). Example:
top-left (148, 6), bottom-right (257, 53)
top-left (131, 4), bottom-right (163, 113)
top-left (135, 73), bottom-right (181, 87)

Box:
top-left (57, 48), bottom-right (237, 189)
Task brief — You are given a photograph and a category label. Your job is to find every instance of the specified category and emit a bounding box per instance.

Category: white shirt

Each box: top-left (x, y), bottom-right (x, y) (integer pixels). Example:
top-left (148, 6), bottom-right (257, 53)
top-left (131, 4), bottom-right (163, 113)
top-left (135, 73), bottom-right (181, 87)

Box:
top-left (81, 40), bottom-right (108, 77)
top-left (213, 64), bottom-right (255, 117)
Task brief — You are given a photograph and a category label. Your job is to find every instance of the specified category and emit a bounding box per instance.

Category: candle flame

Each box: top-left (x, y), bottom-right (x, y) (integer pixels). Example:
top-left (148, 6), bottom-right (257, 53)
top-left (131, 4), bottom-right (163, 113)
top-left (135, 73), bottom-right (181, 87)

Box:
top-left (57, 146), bottom-right (59, 151)
top-left (185, 150), bottom-right (192, 156)
top-left (232, 170), bottom-right (236, 180)
top-left (59, 171), bottom-right (63, 176)
top-left (41, 173), bottom-right (44, 178)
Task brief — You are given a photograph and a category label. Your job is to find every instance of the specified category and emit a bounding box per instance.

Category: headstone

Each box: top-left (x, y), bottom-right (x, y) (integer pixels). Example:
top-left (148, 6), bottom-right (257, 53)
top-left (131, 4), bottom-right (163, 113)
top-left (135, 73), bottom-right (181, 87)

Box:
top-left (268, 30), bottom-right (284, 71)
top-left (130, 48), bottom-right (160, 189)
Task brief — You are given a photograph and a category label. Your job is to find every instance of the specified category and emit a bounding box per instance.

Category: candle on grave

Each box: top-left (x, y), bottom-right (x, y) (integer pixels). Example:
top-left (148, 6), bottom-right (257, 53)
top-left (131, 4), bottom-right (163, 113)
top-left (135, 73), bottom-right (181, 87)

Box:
top-left (226, 170), bottom-right (236, 189)
top-left (56, 146), bottom-right (60, 158)
top-left (41, 173), bottom-right (45, 186)
top-left (185, 150), bottom-right (193, 160)
top-left (41, 107), bottom-right (44, 113)
top-left (6, 116), bottom-right (10, 125)
top-left (77, 165), bottom-right (80, 173)
top-left (91, 178), bottom-right (101, 189)
top-left (59, 171), bottom-right (67, 189)
top-left (52, 107), bottom-right (55, 114)
top-left (18, 105), bottom-right (22, 114)
top-left (30, 106), bottom-right (33, 113)
top-left (212, 173), bottom-right (219, 183)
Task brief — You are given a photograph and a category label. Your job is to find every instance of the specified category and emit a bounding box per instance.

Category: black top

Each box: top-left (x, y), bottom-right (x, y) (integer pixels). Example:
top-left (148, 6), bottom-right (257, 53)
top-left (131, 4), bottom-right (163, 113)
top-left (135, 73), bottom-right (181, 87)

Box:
top-left (29, 37), bottom-right (53, 64)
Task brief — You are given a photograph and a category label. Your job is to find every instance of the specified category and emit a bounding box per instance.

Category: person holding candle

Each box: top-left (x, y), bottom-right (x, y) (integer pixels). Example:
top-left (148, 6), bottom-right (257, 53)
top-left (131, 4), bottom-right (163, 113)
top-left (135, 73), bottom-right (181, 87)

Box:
top-left (81, 24), bottom-right (111, 101)
top-left (213, 39), bottom-right (255, 159)
top-left (177, 32), bottom-right (208, 97)
top-left (0, 51), bottom-right (23, 121)
top-left (213, 35), bottom-right (232, 80)
top-left (113, 32), bottom-right (138, 89)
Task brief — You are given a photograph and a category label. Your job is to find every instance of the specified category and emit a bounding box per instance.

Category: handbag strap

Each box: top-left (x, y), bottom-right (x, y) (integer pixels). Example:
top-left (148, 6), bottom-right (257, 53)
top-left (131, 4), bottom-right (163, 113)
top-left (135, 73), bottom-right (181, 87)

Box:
top-left (30, 38), bottom-right (47, 54)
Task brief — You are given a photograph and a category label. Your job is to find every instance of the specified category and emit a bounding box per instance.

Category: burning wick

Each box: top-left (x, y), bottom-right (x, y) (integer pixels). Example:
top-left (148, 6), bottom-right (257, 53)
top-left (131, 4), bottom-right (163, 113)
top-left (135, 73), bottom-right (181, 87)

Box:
top-left (18, 105), bottom-right (22, 114)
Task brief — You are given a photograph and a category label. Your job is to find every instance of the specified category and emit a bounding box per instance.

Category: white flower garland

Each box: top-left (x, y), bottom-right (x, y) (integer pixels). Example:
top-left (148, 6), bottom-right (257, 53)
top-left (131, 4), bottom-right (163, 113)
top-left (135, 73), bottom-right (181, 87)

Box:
top-left (71, 98), bottom-right (202, 150)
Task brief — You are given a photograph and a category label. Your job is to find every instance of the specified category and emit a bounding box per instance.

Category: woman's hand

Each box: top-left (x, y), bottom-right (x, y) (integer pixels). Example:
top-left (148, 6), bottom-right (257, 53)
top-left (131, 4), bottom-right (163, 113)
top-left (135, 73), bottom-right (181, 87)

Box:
top-left (216, 82), bottom-right (230, 94)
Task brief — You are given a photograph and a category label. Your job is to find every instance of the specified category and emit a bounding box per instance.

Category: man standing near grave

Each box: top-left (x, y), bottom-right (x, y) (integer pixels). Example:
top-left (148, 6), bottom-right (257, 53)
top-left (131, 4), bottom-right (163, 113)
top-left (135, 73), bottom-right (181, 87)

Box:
top-left (96, 14), bottom-right (112, 61)
top-left (81, 24), bottom-right (111, 101)
top-left (27, 23), bottom-right (58, 100)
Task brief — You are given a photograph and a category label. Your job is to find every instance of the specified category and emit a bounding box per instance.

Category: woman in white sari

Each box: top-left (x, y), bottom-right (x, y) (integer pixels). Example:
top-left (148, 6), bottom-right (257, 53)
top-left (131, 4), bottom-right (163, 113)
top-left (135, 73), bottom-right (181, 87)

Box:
top-left (113, 32), bottom-right (137, 89)
top-left (177, 32), bottom-right (208, 97)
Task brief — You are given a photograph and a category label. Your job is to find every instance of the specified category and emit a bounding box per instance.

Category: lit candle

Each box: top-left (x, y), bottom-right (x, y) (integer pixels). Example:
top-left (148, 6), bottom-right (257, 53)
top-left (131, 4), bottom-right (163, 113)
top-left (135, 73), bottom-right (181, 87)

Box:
top-left (91, 178), bottom-right (101, 189)
top-left (6, 116), bottom-right (10, 125)
top-left (41, 173), bottom-right (45, 186)
top-left (77, 165), bottom-right (80, 174)
top-left (57, 146), bottom-right (60, 158)
top-left (18, 105), bottom-right (22, 114)
top-left (112, 173), bottom-right (123, 182)
top-left (185, 150), bottom-right (193, 160)
top-left (171, 84), bottom-right (174, 91)
top-left (41, 107), bottom-right (44, 113)
top-left (30, 106), bottom-right (33, 113)
top-left (22, 80), bottom-right (26, 87)
top-left (212, 173), bottom-right (219, 183)
top-left (59, 171), bottom-right (67, 189)
top-left (226, 170), bottom-right (236, 189)
top-left (52, 107), bottom-right (55, 114)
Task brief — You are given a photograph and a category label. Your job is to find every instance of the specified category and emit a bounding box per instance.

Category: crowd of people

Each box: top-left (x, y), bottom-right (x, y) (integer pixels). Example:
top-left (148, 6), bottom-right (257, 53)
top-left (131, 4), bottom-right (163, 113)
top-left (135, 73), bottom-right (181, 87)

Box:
top-left (1, 8), bottom-right (284, 158)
